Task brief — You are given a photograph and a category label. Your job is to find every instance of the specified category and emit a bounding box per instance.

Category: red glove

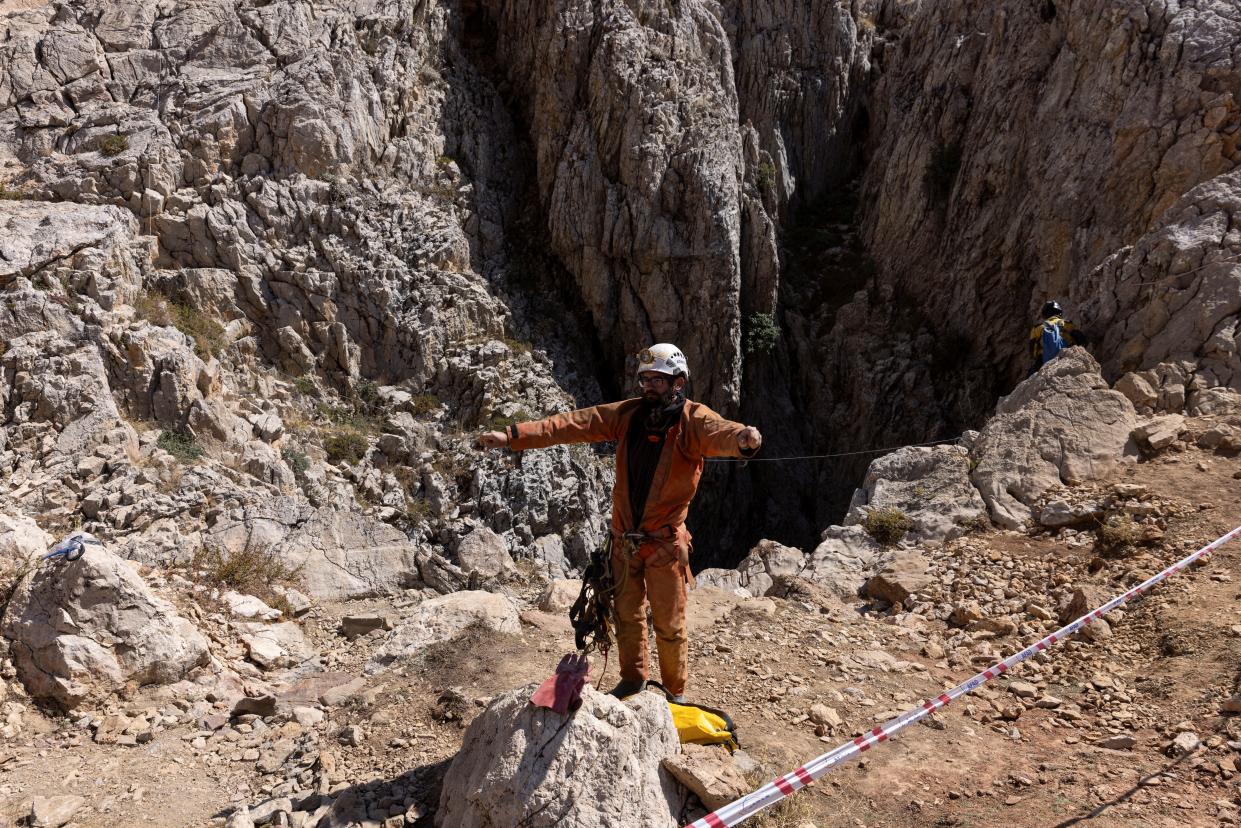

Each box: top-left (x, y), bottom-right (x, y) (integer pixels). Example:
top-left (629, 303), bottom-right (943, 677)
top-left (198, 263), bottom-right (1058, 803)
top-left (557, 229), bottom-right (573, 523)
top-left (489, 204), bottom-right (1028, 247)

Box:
top-left (530, 653), bottom-right (592, 714)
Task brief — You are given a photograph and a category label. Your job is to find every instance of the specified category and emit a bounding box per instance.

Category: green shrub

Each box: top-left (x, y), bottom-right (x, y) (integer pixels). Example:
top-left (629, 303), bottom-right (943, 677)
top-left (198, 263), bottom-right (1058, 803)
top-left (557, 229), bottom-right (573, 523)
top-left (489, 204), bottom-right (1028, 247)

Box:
top-left (356, 380), bottom-right (382, 414)
top-left (410, 393), bottom-right (441, 416)
top-left (158, 430), bottom-right (204, 463)
top-left (133, 291), bottom-right (225, 358)
top-left (191, 543), bottom-right (301, 602)
top-left (502, 336), bottom-right (531, 354)
top-left (293, 376), bottom-right (317, 397)
top-left (745, 313), bottom-right (780, 355)
top-left (134, 291), bottom-right (174, 326)
top-left (325, 430), bottom-right (368, 464)
top-left (485, 409), bottom-right (530, 431)
top-left (316, 403), bottom-right (378, 433)
top-left (1099, 514), bottom-right (1142, 550)
top-left (0, 183), bottom-right (24, 201)
top-left (863, 507), bottom-right (912, 545)
top-left (404, 497), bottom-right (432, 523)
top-left (281, 445), bottom-right (310, 479)
top-left (171, 302), bottom-right (225, 358)
top-left (755, 160), bottom-right (776, 191)
top-left (100, 134), bottom-right (129, 157)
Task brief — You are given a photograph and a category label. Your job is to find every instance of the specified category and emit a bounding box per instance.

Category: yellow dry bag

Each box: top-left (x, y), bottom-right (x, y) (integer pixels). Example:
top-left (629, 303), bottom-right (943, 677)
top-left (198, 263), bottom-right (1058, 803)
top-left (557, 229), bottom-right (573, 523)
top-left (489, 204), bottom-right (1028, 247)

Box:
top-left (668, 700), bottom-right (739, 751)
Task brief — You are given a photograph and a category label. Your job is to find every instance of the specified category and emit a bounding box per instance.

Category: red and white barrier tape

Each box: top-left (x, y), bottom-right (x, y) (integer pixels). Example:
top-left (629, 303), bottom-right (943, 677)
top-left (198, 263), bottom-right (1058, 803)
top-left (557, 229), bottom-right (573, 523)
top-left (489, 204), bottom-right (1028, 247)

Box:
top-left (685, 523), bottom-right (1241, 828)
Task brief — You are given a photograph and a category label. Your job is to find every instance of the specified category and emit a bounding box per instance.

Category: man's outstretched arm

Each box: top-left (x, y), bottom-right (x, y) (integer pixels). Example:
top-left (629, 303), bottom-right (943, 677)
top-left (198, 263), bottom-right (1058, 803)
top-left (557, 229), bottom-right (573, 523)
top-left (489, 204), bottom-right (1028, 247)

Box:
top-left (478, 401), bottom-right (629, 451)
top-left (687, 405), bottom-right (763, 458)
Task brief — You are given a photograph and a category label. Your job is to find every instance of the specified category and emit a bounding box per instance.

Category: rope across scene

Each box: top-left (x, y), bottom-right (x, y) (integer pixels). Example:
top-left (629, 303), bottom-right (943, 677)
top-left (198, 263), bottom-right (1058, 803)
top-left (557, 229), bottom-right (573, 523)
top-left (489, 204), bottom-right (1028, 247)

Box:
top-left (684, 523), bottom-right (1241, 828)
top-left (705, 438), bottom-right (960, 464)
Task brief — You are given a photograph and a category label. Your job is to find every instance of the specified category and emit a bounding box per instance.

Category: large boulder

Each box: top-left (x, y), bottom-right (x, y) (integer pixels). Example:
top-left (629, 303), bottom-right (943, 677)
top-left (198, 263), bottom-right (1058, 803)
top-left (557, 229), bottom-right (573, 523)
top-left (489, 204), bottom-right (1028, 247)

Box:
top-left (206, 504), bottom-right (423, 601)
top-left (970, 349), bottom-right (1137, 529)
top-left (367, 591), bottom-right (520, 672)
top-left (436, 685), bottom-right (682, 827)
top-left (453, 526), bottom-right (516, 580)
top-left (696, 539), bottom-right (804, 598)
top-left (800, 525), bottom-right (893, 598)
top-left (698, 528), bottom-right (891, 600)
top-left (844, 445), bottom-right (987, 542)
top-left (2, 542), bottom-right (209, 708)
top-left (0, 513), bottom-right (52, 575)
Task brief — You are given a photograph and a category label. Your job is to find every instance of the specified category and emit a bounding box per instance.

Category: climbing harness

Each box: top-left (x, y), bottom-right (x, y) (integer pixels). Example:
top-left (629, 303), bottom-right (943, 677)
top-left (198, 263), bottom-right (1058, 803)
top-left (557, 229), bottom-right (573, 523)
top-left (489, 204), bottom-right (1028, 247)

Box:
top-left (44, 533), bottom-right (103, 562)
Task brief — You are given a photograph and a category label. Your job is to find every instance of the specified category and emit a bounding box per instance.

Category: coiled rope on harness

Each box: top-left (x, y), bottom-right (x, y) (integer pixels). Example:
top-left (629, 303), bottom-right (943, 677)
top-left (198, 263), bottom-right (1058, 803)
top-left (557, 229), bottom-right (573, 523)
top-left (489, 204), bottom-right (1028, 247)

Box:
top-left (568, 531), bottom-right (664, 688)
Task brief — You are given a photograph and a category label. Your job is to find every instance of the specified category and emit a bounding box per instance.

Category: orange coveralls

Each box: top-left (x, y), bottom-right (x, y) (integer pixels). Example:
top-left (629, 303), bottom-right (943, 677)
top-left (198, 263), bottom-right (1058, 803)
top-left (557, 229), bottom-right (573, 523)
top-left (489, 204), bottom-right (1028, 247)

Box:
top-left (509, 398), bottom-right (754, 696)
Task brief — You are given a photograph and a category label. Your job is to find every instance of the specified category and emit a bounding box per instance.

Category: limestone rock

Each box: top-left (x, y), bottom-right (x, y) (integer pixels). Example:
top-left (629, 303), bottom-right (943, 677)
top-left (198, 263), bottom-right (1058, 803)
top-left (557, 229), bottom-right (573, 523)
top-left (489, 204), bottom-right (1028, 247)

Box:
top-left (239, 622), bottom-right (313, 671)
top-left (340, 613), bottom-right (394, 640)
top-left (2, 542), bottom-right (209, 708)
top-left (209, 506), bottom-right (422, 601)
top-left (222, 591), bottom-right (282, 621)
top-left (845, 445), bottom-right (987, 542)
top-left (1131, 415), bottom-right (1186, 451)
top-left (30, 795), bottom-right (85, 828)
top-left (368, 591), bottom-right (520, 672)
top-left (970, 350), bottom-right (1137, 529)
top-left (537, 579), bottom-right (583, 614)
top-left (800, 526), bottom-right (892, 598)
top-left (729, 539), bottom-right (808, 598)
top-left (1058, 585), bottom-right (1113, 626)
top-left (661, 743), bottom-right (748, 812)
top-left (453, 526), bottom-right (516, 580)
top-left (0, 513), bottom-right (51, 578)
top-left (1169, 732), bottom-right (1201, 757)
top-left (863, 553), bottom-right (932, 608)
top-left (437, 685), bottom-right (681, 827)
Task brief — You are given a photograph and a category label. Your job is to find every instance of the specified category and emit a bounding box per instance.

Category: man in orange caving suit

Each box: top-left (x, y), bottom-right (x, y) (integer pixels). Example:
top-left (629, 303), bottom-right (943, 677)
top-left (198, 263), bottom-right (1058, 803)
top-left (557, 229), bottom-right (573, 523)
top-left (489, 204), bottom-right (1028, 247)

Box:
top-left (478, 343), bottom-right (762, 702)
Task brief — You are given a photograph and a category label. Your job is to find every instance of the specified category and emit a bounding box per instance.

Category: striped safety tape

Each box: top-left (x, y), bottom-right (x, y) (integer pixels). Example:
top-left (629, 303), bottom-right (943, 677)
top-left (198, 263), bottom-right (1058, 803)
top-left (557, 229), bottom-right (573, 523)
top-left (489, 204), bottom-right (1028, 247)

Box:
top-left (684, 523), bottom-right (1241, 828)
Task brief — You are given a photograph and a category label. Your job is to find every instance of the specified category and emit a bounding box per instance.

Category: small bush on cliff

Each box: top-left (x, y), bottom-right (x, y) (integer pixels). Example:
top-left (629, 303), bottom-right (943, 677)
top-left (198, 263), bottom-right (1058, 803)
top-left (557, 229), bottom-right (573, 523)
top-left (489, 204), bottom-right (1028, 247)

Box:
top-left (134, 291), bottom-right (226, 358)
top-left (325, 430), bottom-right (368, 464)
top-left (755, 160), bottom-right (776, 191)
top-left (746, 313), bottom-right (780, 355)
top-left (864, 507), bottom-right (912, 545)
top-left (355, 380), bottom-right (383, 415)
top-left (410, 393), bottom-right (441, 417)
top-left (486, 409), bottom-right (531, 431)
top-left (100, 134), bottom-right (129, 157)
top-left (281, 445), bottom-right (310, 482)
top-left (158, 429), bottom-right (204, 464)
top-left (192, 543), bottom-right (301, 607)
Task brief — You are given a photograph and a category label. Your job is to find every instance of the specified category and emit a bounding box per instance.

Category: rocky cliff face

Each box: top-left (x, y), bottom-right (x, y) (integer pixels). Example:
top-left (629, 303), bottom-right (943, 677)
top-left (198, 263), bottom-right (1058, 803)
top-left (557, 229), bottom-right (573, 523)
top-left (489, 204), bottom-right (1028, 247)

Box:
top-left (852, 0), bottom-right (1240, 435)
top-left (1, 0), bottom-right (1238, 572)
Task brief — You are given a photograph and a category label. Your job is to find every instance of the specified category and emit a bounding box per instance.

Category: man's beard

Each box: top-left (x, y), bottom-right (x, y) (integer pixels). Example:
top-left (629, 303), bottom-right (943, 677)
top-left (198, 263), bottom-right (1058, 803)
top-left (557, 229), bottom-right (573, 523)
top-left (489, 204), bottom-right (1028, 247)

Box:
top-left (642, 386), bottom-right (682, 409)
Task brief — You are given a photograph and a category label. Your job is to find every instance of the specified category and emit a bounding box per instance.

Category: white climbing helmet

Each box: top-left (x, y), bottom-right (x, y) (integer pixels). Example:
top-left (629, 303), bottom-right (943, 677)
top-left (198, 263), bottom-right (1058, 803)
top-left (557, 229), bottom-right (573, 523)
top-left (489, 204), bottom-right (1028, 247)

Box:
top-left (635, 343), bottom-right (690, 380)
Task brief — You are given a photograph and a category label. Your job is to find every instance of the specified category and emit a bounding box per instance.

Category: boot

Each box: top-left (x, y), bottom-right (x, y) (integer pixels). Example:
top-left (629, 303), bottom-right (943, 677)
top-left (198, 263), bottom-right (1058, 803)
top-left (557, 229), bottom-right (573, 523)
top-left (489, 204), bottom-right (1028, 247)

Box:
top-left (608, 679), bottom-right (646, 699)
